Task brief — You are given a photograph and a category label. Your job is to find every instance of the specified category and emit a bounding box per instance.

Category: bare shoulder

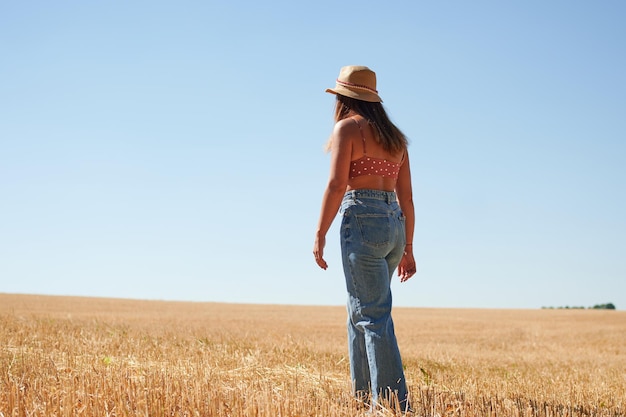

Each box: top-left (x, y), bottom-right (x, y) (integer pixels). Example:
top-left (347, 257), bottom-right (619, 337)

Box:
top-left (332, 118), bottom-right (360, 143)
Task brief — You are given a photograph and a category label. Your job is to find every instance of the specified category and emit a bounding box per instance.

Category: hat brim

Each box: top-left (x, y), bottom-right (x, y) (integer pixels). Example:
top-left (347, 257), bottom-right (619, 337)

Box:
top-left (325, 86), bottom-right (383, 103)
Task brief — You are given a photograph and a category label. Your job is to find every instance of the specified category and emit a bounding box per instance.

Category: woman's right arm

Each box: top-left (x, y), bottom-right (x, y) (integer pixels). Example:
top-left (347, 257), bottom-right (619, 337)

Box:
top-left (395, 153), bottom-right (416, 282)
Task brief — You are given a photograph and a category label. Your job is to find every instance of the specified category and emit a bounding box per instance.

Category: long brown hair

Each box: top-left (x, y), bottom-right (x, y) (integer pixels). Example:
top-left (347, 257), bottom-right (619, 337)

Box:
top-left (332, 94), bottom-right (408, 154)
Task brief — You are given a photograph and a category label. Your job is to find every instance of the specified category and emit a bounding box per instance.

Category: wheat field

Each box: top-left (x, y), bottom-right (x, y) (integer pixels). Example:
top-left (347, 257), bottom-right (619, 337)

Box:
top-left (1, 293), bottom-right (624, 416)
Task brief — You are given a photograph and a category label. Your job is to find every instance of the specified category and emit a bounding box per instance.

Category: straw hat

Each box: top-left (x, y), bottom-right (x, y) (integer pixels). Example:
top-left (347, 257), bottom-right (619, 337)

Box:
top-left (325, 65), bottom-right (383, 103)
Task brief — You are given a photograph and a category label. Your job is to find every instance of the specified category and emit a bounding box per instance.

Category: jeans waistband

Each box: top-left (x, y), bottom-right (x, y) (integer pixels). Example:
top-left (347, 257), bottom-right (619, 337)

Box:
top-left (343, 189), bottom-right (397, 203)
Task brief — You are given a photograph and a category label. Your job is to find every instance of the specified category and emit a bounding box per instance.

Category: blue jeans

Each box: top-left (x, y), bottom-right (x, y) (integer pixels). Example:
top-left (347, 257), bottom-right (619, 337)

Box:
top-left (340, 189), bottom-right (409, 408)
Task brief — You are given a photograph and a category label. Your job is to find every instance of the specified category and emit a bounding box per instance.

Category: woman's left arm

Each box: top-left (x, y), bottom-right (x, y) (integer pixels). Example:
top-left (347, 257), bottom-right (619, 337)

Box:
top-left (313, 121), bottom-right (353, 270)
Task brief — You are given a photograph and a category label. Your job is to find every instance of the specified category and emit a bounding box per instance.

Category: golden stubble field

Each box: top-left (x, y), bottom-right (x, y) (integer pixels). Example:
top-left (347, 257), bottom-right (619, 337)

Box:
top-left (1, 293), bottom-right (624, 417)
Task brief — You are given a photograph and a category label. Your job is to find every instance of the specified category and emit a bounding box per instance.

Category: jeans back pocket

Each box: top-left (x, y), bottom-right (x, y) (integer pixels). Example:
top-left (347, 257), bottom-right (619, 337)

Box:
top-left (355, 213), bottom-right (392, 248)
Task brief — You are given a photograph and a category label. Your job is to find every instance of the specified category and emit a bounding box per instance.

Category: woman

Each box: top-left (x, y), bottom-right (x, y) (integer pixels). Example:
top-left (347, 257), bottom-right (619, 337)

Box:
top-left (313, 65), bottom-right (416, 411)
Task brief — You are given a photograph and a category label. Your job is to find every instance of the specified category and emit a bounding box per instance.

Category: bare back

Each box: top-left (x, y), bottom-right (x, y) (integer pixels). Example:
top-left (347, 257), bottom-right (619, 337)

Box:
top-left (347, 115), bottom-right (405, 192)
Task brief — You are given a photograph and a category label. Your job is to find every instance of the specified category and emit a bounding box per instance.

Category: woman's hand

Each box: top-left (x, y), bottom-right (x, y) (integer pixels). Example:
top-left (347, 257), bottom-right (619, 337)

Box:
top-left (397, 249), bottom-right (416, 282)
top-left (313, 234), bottom-right (328, 270)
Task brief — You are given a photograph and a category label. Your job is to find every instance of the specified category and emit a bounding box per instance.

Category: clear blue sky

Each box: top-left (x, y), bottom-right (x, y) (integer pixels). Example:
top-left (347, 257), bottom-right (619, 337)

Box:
top-left (1, 1), bottom-right (625, 309)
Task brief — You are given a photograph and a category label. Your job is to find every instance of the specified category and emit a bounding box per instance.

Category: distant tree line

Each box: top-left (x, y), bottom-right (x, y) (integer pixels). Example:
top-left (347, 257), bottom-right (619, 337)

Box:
top-left (542, 303), bottom-right (616, 310)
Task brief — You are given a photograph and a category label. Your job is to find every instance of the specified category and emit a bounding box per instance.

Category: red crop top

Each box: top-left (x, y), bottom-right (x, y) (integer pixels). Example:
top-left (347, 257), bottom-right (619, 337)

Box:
top-left (349, 118), bottom-right (404, 179)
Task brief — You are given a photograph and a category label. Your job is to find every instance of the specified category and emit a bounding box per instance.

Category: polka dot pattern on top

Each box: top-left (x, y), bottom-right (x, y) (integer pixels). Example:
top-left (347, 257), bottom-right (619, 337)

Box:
top-left (350, 156), bottom-right (401, 179)
top-left (348, 117), bottom-right (403, 180)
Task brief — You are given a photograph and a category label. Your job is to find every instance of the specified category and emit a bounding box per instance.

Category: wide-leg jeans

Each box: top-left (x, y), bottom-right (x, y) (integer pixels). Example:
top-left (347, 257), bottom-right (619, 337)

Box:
top-left (340, 189), bottom-right (409, 408)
